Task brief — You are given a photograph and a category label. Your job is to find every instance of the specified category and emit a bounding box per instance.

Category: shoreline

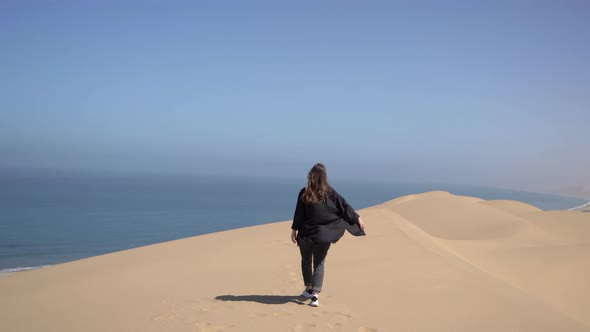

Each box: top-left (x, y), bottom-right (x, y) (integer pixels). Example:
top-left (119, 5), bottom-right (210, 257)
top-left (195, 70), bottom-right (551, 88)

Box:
top-left (569, 200), bottom-right (590, 212)
top-left (0, 265), bottom-right (52, 276)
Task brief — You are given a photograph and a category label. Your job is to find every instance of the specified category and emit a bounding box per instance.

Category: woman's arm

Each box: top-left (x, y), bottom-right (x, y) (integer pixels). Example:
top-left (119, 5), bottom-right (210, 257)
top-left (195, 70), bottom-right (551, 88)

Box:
top-left (291, 188), bottom-right (306, 231)
top-left (291, 188), bottom-right (306, 244)
top-left (333, 190), bottom-right (360, 225)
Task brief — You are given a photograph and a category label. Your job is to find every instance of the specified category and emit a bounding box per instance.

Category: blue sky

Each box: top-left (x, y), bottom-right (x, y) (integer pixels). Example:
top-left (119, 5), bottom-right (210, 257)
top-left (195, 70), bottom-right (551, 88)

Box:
top-left (1, 1), bottom-right (589, 191)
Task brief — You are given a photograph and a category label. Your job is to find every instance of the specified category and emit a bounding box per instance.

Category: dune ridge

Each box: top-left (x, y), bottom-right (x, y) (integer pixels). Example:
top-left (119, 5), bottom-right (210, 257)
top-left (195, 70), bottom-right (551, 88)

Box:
top-left (1, 191), bottom-right (589, 331)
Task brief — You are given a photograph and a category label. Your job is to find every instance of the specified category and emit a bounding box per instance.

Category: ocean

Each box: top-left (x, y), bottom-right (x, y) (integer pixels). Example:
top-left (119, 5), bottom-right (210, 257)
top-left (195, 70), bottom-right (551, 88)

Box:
top-left (1, 171), bottom-right (587, 273)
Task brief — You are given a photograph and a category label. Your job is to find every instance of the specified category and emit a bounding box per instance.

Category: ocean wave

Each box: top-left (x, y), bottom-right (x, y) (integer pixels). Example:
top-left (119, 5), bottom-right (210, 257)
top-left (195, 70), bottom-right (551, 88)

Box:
top-left (0, 265), bottom-right (51, 274)
top-left (568, 201), bottom-right (590, 211)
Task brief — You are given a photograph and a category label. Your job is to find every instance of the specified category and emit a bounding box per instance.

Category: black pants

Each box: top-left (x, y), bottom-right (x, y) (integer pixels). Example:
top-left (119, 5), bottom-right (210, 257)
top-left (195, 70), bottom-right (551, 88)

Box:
top-left (298, 238), bottom-right (331, 292)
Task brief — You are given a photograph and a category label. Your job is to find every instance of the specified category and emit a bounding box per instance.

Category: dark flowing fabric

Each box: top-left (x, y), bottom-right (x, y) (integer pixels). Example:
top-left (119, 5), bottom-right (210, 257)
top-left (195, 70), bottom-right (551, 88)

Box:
top-left (291, 187), bottom-right (365, 244)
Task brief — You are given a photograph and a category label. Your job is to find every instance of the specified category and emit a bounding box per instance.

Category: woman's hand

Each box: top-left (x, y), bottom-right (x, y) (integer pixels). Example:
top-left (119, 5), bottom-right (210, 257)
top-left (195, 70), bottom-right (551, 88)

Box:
top-left (291, 230), bottom-right (298, 244)
top-left (358, 217), bottom-right (365, 232)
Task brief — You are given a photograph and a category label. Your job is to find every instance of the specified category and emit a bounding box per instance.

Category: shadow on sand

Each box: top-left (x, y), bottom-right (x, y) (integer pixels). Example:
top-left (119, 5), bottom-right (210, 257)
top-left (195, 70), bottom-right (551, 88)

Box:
top-left (215, 295), bottom-right (307, 305)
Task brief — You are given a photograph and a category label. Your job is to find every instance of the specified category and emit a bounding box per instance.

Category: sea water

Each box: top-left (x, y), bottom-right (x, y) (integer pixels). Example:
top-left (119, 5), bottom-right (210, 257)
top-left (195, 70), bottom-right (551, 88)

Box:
top-left (1, 171), bottom-right (587, 273)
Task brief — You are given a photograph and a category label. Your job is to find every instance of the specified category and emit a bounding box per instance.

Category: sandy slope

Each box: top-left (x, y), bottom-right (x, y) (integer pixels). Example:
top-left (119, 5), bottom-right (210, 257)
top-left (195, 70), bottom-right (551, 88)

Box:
top-left (1, 191), bottom-right (589, 331)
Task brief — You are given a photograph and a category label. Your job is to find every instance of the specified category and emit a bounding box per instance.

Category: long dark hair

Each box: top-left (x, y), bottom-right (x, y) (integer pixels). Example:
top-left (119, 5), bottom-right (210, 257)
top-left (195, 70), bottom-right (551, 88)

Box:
top-left (302, 163), bottom-right (330, 204)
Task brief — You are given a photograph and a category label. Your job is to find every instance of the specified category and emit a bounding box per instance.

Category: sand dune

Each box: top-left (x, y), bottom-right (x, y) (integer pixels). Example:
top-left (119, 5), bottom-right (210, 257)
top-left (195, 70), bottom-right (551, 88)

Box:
top-left (1, 191), bottom-right (589, 331)
top-left (385, 191), bottom-right (527, 240)
top-left (482, 199), bottom-right (543, 215)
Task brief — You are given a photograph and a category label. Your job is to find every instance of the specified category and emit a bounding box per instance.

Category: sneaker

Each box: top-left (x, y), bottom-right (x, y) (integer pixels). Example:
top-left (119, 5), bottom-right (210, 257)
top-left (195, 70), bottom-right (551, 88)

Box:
top-left (310, 295), bottom-right (319, 307)
top-left (300, 289), bottom-right (313, 298)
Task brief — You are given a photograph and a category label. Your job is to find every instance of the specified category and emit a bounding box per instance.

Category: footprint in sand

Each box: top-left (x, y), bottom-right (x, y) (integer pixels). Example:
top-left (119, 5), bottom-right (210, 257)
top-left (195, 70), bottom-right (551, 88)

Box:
top-left (152, 312), bottom-right (177, 321)
top-left (193, 320), bottom-right (228, 332)
top-left (249, 309), bottom-right (293, 318)
top-left (327, 321), bottom-right (344, 331)
top-left (291, 322), bottom-right (318, 332)
top-left (272, 309), bottom-right (293, 317)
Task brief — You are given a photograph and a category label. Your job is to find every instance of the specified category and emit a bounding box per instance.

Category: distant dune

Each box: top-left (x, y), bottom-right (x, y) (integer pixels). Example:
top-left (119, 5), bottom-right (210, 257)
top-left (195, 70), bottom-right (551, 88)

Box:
top-left (555, 185), bottom-right (590, 199)
top-left (1, 191), bottom-right (589, 331)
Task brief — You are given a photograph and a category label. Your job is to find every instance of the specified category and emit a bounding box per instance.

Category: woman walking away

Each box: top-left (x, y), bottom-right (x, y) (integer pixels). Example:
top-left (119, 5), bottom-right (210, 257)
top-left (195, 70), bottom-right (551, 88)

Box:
top-left (291, 163), bottom-right (365, 307)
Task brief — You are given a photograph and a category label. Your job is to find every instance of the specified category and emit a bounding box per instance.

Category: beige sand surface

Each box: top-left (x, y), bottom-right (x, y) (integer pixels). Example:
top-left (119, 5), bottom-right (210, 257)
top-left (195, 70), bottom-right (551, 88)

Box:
top-left (1, 191), bottom-right (589, 331)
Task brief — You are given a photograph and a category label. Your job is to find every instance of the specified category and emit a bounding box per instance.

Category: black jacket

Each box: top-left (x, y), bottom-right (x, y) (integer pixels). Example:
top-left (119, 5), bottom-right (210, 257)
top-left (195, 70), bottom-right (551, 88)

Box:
top-left (291, 187), bottom-right (365, 244)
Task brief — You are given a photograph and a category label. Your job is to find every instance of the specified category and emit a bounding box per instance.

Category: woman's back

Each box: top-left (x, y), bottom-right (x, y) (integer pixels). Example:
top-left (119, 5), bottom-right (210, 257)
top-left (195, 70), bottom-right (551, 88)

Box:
top-left (291, 163), bottom-right (365, 307)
